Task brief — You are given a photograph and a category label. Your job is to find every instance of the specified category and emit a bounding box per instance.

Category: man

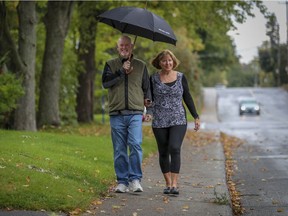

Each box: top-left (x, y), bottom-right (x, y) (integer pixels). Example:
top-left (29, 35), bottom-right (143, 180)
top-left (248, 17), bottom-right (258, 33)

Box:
top-left (102, 35), bottom-right (151, 193)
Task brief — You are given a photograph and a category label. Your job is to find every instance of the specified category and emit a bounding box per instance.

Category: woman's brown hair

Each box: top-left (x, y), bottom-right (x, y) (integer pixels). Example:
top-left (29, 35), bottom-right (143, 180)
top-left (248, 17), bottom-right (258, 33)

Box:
top-left (151, 49), bottom-right (180, 70)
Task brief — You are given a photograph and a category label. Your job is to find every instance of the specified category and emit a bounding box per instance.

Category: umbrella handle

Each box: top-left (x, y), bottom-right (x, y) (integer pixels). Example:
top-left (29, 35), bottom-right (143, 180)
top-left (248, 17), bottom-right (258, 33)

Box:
top-left (129, 36), bottom-right (137, 61)
top-left (133, 36), bottom-right (137, 47)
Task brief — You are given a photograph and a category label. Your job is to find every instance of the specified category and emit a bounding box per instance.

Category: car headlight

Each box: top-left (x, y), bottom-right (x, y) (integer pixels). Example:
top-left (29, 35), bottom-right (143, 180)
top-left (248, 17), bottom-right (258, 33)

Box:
top-left (240, 105), bottom-right (246, 111)
top-left (254, 105), bottom-right (260, 111)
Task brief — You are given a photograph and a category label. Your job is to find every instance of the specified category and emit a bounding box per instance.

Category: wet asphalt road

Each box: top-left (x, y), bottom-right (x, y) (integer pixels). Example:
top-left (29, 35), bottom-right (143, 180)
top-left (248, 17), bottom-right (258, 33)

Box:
top-left (210, 87), bottom-right (288, 216)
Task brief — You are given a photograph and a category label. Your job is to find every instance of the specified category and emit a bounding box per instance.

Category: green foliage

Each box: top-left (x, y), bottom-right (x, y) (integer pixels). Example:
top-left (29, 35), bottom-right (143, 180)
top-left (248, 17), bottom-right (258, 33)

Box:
top-left (3, 1), bottom-right (19, 32)
top-left (213, 187), bottom-right (229, 205)
top-left (203, 69), bottom-right (228, 87)
top-left (279, 44), bottom-right (288, 85)
top-left (257, 41), bottom-right (288, 86)
top-left (94, 113), bottom-right (109, 125)
top-left (227, 64), bottom-right (255, 87)
top-left (258, 71), bottom-right (275, 87)
top-left (258, 41), bottom-right (274, 73)
top-left (266, 13), bottom-right (279, 47)
top-left (0, 73), bottom-right (24, 122)
top-left (171, 36), bottom-right (203, 110)
top-left (94, 88), bottom-right (107, 113)
top-left (228, 59), bottom-right (278, 88)
top-left (0, 126), bottom-right (157, 212)
top-left (59, 38), bottom-right (79, 125)
top-left (0, 52), bottom-right (10, 66)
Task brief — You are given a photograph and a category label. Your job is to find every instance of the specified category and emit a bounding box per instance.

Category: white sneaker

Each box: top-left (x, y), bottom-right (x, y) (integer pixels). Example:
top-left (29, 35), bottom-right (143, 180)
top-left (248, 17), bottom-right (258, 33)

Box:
top-left (115, 184), bottom-right (129, 193)
top-left (129, 179), bottom-right (143, 192)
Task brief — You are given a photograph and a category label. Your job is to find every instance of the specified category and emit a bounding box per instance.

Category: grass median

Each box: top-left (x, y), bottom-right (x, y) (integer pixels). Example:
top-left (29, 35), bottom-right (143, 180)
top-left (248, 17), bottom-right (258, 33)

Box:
top-left (0, 122), bottom-right (157, 213)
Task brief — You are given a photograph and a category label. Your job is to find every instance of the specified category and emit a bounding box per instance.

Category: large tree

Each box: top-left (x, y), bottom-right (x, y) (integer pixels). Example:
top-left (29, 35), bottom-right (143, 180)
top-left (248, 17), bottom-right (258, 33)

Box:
top-left (279, 44), bottom-right (288, 85)
top-left (76, 2), bottom-right (100, 122)
top-left (0, 1), bottom-right (37, 131)
top-left (75, 1), bottom-right (118, 123)
top-left (38, 1), bottom-right (74, 127)
top-left (266, 13), bottom-right (280, 86)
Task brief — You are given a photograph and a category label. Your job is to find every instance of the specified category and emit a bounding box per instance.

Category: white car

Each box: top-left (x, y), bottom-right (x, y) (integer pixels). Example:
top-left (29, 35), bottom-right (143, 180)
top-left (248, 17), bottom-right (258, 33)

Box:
top-left (239, 98), bottom-right (260, 116)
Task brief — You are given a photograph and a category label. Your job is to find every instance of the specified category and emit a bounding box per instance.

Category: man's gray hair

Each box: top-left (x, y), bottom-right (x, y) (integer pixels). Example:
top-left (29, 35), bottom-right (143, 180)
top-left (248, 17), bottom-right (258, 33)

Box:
top-left (117, 35), bottom-right (132, 45)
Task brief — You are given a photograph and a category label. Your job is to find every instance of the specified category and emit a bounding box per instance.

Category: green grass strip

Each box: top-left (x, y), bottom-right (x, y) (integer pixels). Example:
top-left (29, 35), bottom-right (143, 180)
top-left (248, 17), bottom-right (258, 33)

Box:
top-left (0, 126), bottom-right (156, 212)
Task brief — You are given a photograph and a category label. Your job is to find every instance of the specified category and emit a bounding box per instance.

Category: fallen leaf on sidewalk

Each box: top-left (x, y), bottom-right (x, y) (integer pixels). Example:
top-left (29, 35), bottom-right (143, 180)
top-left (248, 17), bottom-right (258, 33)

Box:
top-left (91, 200), bottom-right (102, 205)
top-left (277, 208), bottom-right (284, 212)
top-left (192, 182), bottom-right (203, 187)
top-left (260, 167), bottom-right (268, 172)
top-left (69, 208), bottom-right (82, 215)
top-left (155, 207), bottom-right (164, 212)
top-left (182, 205), bottom-right (189, 209)
top-left (163, 196), bottom-right (169, 203)
top-left (272, 200), bottom-right (279, 205)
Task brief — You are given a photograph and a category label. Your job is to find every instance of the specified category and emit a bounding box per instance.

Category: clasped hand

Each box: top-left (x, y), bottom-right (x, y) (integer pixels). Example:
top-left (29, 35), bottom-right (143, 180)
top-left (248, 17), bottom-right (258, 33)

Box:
top-left (143, 114), bottom-right (152, 122)
top-left (123, 60), bottom-right (133, 74)
top-left (194, 118), bottom-right (200, 131)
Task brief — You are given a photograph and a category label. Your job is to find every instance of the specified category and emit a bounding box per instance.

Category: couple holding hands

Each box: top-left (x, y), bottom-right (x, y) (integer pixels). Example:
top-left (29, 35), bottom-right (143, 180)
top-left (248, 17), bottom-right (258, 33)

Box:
top-left (102, 35), bottom-right (200, 195)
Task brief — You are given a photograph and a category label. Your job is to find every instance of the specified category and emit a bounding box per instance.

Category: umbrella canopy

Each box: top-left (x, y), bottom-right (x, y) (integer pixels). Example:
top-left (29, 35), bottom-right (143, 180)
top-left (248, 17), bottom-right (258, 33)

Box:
top-left (97, 6), bottom-right (177, 45)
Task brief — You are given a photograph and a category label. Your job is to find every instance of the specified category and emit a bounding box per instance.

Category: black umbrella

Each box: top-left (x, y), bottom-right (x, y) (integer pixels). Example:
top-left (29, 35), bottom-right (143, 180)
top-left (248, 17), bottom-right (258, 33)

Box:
top-left (97, 6), bottom-right (177, 46)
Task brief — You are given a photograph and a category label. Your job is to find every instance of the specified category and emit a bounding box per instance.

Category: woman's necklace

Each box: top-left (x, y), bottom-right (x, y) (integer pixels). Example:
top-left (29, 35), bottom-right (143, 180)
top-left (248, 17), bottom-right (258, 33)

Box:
top-left (160, 70), bottom-right (176, 83)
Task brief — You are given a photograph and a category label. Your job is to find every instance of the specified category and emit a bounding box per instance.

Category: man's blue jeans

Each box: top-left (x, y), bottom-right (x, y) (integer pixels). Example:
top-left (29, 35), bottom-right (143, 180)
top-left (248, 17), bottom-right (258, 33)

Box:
top-left (110, 114), bottom-right (143, 186)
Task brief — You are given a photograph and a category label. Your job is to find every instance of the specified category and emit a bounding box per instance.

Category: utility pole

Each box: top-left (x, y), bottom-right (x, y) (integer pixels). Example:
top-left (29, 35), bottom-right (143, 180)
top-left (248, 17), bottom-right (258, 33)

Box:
top-left (276, 23), bottom-right (281, 86)
top-left (286, 0), bottom-right (288, 77)
top-left (253, 60), bottom-right (259, 87)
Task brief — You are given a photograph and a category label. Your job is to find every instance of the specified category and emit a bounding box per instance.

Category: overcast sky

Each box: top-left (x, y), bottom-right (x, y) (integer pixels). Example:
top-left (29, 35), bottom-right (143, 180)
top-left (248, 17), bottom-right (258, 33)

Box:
top-left (228, 0), bottom-right (287, 64)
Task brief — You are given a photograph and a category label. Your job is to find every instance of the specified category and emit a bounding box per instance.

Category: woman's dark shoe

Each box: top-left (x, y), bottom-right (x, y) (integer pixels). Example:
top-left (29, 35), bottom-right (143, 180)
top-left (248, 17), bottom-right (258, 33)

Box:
top-left (163, 187), bottom-right (171, 194)
top-left (170, 187), bottom-right (179, 195)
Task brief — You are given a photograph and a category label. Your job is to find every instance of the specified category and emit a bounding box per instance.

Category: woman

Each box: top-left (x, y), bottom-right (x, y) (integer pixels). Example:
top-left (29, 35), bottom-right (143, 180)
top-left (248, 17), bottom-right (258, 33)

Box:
top-left (148, 49), bottom-right (200, 195)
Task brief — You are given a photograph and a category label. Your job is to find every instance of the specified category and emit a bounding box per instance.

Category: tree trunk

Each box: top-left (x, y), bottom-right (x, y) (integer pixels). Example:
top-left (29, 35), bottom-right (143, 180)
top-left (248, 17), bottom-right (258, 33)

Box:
top-left (13, 1), bottom-right (37, 131)
top-left (38, 1), bottom-right (74, 127)
top-left (76, 2), bottom-right (97, 123)
top-left (0, 1), bottom-right (37, 131)
top-left (76, 45), bottom-right (96, 122)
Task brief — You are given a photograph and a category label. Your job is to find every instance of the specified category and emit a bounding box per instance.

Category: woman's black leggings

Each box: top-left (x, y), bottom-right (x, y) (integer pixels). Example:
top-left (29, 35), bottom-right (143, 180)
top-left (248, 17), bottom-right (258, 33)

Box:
top-left (152, 125), bottom-right (187, 174)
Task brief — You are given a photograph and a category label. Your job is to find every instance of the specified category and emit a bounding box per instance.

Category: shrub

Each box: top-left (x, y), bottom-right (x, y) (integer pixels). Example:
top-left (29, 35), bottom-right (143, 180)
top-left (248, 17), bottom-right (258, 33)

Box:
top-left (0, 72), bottom-right (24, 126)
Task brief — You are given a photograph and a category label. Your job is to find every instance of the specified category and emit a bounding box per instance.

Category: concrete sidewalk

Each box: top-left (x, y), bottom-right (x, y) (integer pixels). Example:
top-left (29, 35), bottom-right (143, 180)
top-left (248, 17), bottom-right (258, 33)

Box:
top-left (81, 88), bottom-right (232, 216)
